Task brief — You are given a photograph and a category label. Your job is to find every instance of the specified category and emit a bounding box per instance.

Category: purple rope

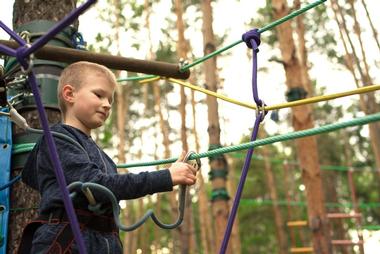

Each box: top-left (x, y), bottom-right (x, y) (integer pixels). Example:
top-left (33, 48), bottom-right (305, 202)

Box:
top-left (0, 21), bottom-right (26, 46)
top-left (0, 44), bottom-right (16, 57)
top-left (219, 29), bottom-right (265, 254)
top-left (1, 1), bottom-right (98, 253)
top-left (26, 73), bottom-right (87, 253)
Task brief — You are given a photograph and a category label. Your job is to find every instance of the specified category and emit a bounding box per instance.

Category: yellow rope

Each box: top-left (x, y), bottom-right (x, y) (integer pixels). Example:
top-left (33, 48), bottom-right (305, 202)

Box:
top-left (269, 84), bottom-right (380, 110)
top-left (139, 77), bottom-right (380, 111)
top-left (139, 77), bottom-right (257, 109)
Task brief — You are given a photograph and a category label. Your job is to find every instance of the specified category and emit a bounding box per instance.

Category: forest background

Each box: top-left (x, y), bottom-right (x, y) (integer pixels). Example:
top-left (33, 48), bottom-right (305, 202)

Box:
top-left (1, 0), bottom-right (380, 253)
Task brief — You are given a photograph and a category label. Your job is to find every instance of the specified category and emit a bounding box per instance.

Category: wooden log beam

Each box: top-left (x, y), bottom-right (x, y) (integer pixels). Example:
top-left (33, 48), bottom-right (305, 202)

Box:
top-left (0, 40), bottom-right (190, 79)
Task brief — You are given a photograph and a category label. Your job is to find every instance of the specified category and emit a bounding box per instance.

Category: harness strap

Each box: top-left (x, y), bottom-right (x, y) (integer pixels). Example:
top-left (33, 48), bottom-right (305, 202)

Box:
top-left (17, 209), bottom-right (117, 254)
top-left (17, 221), bottom-right (75, 254)
top-left (17, 220), bottom-right (44, 254)
top-left (46, 223), bottom-right (74, 254)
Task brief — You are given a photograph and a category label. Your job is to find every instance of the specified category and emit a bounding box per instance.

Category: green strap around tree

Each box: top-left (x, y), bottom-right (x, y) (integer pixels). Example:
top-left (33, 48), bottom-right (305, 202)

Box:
top-left (208, 168), bottom-right (228, 180)
top-left (211, 188), bottom-right (230, 201)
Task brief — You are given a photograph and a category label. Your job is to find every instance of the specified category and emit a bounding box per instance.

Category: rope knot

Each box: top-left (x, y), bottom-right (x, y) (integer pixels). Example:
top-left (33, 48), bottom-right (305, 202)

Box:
top-left (242, 29), bottom-right (261, 52)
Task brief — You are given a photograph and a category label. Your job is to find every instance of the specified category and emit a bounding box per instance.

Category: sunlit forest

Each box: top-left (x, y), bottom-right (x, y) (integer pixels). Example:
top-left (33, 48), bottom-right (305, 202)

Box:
top-left (1, 0), bottom-right (380, 253)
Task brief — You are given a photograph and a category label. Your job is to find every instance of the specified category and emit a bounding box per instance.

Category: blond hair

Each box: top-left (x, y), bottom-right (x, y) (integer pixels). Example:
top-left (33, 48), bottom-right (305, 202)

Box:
top-left (57, 61), bottom-right (116, 115)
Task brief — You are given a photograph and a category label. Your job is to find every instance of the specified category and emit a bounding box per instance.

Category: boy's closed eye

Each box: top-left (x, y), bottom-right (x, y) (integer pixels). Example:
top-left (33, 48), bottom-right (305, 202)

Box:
top-left (94, 92), bottom-right (101, 98)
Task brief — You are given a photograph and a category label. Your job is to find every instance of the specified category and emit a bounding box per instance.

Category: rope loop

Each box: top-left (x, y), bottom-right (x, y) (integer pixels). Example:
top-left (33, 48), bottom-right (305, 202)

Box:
top-left (242, 28), bottom-right (261, 52)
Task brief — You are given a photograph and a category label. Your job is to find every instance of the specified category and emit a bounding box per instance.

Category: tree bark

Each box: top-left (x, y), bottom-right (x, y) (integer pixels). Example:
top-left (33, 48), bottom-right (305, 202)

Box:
top-left (226, 158), bottom-right (242, 254)
top-left (293, 0), bottom-right (313, 96)
top-left (173, 1), bottom-right (195, 253)
top-left (191, 86), bottom-right (216, 253)
top-left (360, 0), bottom-right (380, 55)
top-left (331, 0), bottom-right (380, 180)
top-left (343, 131), bottom-right (365, 254)
top-left (261, 143), bottom-right (288, 254)
top-left (271, 0), bottom-right (331, 253)
top-left (200, 1), bottom-right (232, 252)
top-left (9, 1), bottom-right (76, 252)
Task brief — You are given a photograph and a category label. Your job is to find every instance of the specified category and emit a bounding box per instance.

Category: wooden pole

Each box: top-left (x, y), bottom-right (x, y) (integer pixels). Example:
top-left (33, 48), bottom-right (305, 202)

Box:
top-left (0, 39), bottom-right (190, 79)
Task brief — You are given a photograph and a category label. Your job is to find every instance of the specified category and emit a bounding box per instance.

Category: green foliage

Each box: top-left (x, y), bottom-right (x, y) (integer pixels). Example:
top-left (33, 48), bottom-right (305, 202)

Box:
top-left (249, 0), bottom-right (277, 45)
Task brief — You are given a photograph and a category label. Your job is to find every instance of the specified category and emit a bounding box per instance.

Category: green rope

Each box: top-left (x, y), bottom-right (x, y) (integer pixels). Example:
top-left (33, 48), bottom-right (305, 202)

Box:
top-left (117, 75), bottom-right (156, 82)
top-left (118, 0), bottom-right (327, 82)
top-left (118, 112), bottom-right (380, 168)
top-left (10, 207), bottom-right (38, 212)
top-left (12, 113), bottom-right (380, 170)
top-left (231, 153), bottom-right (374, 172)
top-left (240, 199), bottom-right (380, 209)
top-left (180, 0), bottom-right (326, 72)
top-left (362, 225), bottom-right (380, 230)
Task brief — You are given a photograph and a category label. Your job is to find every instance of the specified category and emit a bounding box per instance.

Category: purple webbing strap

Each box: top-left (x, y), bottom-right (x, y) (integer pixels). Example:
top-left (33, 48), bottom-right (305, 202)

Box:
top-left (219, 29), bottom-right (265, 254)
top-left (0, 1), bottom-right (98, 253)
top-left (0, 20), bottom-right (26, 46)
top-left (26, 73), bottom-right (87, 253)
top-left (0, 44), bottom-right (16, 57)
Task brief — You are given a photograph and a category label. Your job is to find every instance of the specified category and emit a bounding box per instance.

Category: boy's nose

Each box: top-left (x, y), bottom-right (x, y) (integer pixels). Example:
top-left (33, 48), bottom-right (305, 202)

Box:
top-left (102, 99), bottom-right (111, 109)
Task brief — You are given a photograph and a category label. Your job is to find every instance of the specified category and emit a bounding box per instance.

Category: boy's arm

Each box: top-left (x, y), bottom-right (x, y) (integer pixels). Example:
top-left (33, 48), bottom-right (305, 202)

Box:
top-left (38, 137), bottom-right (174, 201)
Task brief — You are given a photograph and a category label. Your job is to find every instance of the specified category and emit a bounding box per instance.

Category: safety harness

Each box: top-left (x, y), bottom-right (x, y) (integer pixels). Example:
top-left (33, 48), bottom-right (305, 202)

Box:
top-left (17, 208), bottom-right (117, 254)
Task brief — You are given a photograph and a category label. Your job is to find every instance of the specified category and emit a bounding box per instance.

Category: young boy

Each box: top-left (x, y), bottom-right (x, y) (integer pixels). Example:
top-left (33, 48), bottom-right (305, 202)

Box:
top-left (21, 61), bottom-right (197, 253)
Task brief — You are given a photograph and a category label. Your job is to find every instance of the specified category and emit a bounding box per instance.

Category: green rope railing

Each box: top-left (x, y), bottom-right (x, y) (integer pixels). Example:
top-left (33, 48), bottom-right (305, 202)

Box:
top-left (118, 0), bottom-right (327, 82)
top-left (240, 199), bottom-right (380, 209)
top-left (117, 75), bottom-right (156, 82)
top-left (118, 111), bottom-right (380, 168)
top-left (362, 225), bottom-right (380, 230)
top-left (231, 153), bottom-right (375, 172)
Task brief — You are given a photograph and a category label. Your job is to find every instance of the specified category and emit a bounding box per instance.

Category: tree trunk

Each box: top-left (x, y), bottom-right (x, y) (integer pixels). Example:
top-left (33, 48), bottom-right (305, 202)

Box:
top-left (293, 0), bottom-right (313, 96)
top-left (191, 87), bottom-right (216, 253)
top-left (200, 1), bottom-right (232, 252)
top-left (9, 1), bottom-right (76, 252)
top-left (174, 0), bottom-right (195, 254)
top-left (331, 0), bottom-right (380, 180)
top-left (111, 1), bottom-right (133, 251)
top-left (226, 158), bottom-right (242, 254)
top-left (321, 170), bottom-right (349, 254)
top-left (152, 83), bottom-right (180, 253)
top-left (173, 1), bottom-right (199, 253)
top-left (360, 0), bottom-right (380, 55)
top-left (271, 0), bottom-right (331, 253)
top-left (261, 143), bottom-right (288, 254)
top-left (343, 131), bottom-right (365, 254)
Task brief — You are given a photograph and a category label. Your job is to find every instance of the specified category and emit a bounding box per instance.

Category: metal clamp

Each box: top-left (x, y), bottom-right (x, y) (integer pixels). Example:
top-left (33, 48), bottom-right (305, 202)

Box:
top-left (183, 151), bottom-right (201, 172)
top-left (255, 100), bottom-right (267, 122)
top-left (20, 45), bottom-right (34, 74)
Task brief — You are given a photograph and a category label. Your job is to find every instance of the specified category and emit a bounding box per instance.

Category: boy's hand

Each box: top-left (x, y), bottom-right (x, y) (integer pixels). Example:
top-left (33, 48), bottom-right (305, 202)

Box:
top-left (169, 151), bottom-right (198, 186)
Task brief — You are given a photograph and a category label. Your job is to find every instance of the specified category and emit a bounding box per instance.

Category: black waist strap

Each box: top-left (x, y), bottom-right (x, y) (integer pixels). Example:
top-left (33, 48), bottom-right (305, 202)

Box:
top-left (17, 209), bottom-right (118, 254)
top-left (40, 208), bottom-right (117, 232)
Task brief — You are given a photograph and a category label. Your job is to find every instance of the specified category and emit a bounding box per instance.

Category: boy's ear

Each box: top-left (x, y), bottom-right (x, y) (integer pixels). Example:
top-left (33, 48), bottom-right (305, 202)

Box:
top-left (62, 84), bottom-right (75, 103)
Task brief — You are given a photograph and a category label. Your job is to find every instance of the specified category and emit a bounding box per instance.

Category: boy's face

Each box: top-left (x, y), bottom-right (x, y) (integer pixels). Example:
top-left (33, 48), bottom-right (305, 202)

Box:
top-left (65, 74), bottom-right (115, 135)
